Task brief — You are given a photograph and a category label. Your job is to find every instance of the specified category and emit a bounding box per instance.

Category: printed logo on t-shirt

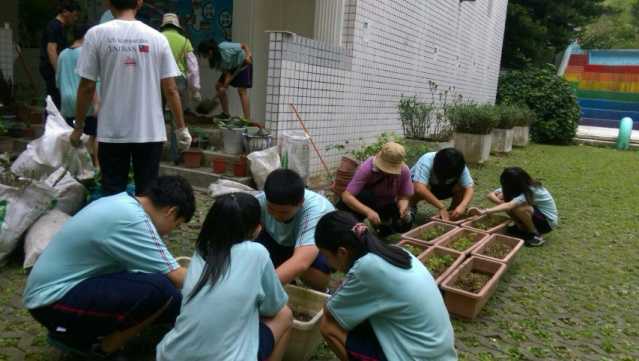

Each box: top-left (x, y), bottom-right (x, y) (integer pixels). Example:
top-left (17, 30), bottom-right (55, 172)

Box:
top-left (139, 44), bottom-right (150, 53)
top-left (124, 57), bottom-right (137, 66)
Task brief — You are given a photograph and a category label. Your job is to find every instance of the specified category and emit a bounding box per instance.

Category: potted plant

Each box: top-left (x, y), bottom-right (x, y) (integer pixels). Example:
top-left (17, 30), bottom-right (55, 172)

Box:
top-left (436, 228), bottom-right (489, 255)
top-left (461, 213), bottom-right (511, 234)
top-left (441, 256), bottom-right (507, 319)
top-left (512, 105), bottom-right (535, 147)
top-left (491, 105), bottom-right (516, 153)
top-left (233, 155), bottom-right (248, 177)
top-left (472, 234), bottom-right (524, 268)
top-left (419, 246), bottom-right (465, 285)
top-left (211, 156), bottom-right (226, 174)
top-left (396, 239), bottom-right (429, 257)
top-left (431, 211), bottom-right (477, 226)
top-left (448, 103), bottom-right (497, 164)
top-left (182, 136), bottom-right (203, 168)
top-left (401, 221), bottom-right (456, 246)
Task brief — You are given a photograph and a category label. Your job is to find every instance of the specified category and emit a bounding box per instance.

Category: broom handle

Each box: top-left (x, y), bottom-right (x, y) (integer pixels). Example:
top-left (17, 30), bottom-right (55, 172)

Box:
top-left (289, 103), bottom-right (331, 179)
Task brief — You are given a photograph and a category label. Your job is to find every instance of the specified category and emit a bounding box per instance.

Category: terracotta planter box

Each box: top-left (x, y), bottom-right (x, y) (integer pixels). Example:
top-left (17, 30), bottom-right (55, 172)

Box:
top-left (491, 128), bottom-right (513, 153)
top-left (436, 228), bottom-right (489, 255)
top-left (472, 234), bottom-right (524, 267)
top-left (441, 256), bottom-right (507, 319)
top-left (182, 148), bottom-right (203, 168)
top-left (453, 132), bottom-right (491, 164)
top-left (401, 221), bottom-right (457, 246)
top-left (418, 246), bottom-right (465, 285)
top-left (512, 126), bottom-right (530, 147)
top-left (397, 239), bottom-right (429, 258)
top-left (431, 212), bottom-right (478, 226)
top-left (461, 214), bottom-right (511, 234)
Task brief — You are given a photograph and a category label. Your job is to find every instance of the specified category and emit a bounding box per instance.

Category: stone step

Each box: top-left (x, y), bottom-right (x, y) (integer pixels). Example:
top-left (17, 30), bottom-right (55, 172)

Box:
top-left (159, 162), bottom-right (253, 190)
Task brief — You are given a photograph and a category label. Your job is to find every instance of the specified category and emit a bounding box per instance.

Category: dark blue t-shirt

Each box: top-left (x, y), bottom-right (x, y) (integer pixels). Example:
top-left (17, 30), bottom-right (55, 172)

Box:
top-left (40, 19), bottom-right (67, 73)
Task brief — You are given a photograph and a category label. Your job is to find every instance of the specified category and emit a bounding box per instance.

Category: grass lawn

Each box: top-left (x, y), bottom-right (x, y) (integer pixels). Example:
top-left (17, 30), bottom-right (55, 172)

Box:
top-left (0, 144), bottom-right (638, 360)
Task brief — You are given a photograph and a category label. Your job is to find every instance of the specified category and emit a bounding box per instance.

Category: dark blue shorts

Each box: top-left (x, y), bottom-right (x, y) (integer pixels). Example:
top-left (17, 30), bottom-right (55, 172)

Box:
top-left (29, 272), bottom-right (181, 351)
top-left (65, 116), bottom-right (97, 137)
top-left (532, 207), bottom-right (552, 234)
top-left (255, 230), bottom-right (330, 274)
top-left (346, 321), bottom-right (387, 361)
top-left (220, 63), bottom-right (253, 89)
top-left (258, 321), bottom-right (275, 361)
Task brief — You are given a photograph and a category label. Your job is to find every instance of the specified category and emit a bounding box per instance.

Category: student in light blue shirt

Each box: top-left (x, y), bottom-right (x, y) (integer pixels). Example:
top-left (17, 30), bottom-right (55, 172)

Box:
top-left (23, 176), bottom-right (195, 358)
top-left (157, 193), bottom-right (292, 361)
top-left (470, 167), bottom-right (558, 247)
top-left (255, 169), bottom-right (335, 291)
top-left (316, 211), bottom-right (457, 361)
top-left (411, 148), bottom-right (475, 221)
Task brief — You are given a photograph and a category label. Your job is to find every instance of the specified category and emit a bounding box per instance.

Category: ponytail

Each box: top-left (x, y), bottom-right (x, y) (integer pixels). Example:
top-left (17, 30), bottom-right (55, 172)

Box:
top-left (315, 211), bottom-right (411, 271)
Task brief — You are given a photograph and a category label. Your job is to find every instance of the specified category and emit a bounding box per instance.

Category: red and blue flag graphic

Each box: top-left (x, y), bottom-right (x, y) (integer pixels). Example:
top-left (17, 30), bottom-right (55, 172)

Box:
top-left (139, 44), bottom-right (150, 53)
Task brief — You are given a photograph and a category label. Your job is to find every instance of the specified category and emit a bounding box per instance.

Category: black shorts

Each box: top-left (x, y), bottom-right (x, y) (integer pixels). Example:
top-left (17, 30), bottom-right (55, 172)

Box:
top-left (532, 207), bottom-right (552, 234)
top-left (254, 230), bottom-right (330, 274)
top-left (219, 64), bottom-right (253, 89)
top-left (257, 322), bottom-right (275, 361)
top-left (345, 321), bottom-right (387, 361)
top-left (98, 142), bottom-right (164, 196)
top-left (29, 272), bottom-right (181, 351)
top-left (65, 116), bottom-right (98, 137)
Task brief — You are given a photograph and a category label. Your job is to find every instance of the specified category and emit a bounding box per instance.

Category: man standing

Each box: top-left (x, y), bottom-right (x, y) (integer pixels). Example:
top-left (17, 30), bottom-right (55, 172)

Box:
top-left (71, 0), bottom-right (192, 196)
top-left (39, 0), bottom-right (80, 108)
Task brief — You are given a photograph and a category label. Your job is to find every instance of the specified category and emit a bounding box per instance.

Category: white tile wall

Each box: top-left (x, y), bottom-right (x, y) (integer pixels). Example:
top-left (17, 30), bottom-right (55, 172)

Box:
top-left (266, 0), bottom-right (508, 177)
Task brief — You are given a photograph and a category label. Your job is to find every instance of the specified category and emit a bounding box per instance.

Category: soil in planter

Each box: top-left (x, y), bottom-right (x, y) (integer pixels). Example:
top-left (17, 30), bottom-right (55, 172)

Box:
top-left (417, 224), bottom-right (449, 242)
top-left (472, 215), bottom-right (507, 230)
top-left (289, 305), bottom-right (315, 322)
top-left (481, 241), bottom-right (513, 259)
top-left (423, 254), bottom-right (454, 278)
top-left (401, 243), bottom-right (426, 256)
top-left (453, 271), bottom-right (492, 294)
top-left (448, 234), bottom-right (476, 252)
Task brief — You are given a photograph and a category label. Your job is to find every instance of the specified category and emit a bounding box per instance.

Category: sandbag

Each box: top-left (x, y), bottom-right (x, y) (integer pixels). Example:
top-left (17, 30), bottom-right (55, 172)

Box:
top-left (208, 179), bottom-right (259, 198)
top-left (247, 146), bottom-right (280, 190)
top-left (279, 131), bottom-right (310, 183)
top-left (45, 168), bottom-right (86, 215)
top-left (23, 209), bottom-right (70, 268)
top-left (11, 96), bottom-right (95, 181)
top-left (0, 181), bottom-right (55, 266)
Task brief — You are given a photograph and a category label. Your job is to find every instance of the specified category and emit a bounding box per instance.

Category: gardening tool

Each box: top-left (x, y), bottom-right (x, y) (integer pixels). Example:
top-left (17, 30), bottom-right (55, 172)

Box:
top-left (289, 104), bottom-right (331, 179)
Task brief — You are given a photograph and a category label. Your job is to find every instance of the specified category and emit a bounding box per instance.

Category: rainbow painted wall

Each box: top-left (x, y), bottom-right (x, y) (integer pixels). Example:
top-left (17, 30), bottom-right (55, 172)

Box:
top-left (562, 49), bottom-right (639, 130)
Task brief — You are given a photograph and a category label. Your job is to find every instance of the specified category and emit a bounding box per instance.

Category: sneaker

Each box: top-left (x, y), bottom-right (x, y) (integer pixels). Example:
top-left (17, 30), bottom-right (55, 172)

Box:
top-left (524, 235), bottom-right (545, 247)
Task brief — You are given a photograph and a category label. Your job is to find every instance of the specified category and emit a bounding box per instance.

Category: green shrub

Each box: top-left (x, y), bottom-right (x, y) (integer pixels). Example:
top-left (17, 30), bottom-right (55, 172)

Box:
top-left (495, 105), bottom-right (518, 129)
top-left (448, 103), bottom-right (498, 135)
top-left (512, 105), bottom-right (536, 127)
top-left (498, 65), bottom-right (580, 144)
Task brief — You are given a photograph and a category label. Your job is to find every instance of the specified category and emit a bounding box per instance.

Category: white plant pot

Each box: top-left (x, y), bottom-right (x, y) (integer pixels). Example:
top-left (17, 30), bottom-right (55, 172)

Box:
top-left (491, 128), bottom-right (514, 153)
top-left (512, 126), bottom-right (530, 147)
top-left (454, 132), bottom-right (492, 164)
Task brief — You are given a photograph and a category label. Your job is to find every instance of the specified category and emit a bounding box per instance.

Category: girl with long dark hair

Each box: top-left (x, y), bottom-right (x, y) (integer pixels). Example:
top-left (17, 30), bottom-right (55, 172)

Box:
top-left (470, 167), bottom-right (558, 247)
top-left (156, 193), bottom-right (292, 361)
top-left (316, 211), bottom-right (457, 361)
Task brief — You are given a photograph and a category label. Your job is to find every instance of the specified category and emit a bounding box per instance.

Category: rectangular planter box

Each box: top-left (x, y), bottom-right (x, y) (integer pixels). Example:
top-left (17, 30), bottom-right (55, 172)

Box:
top-left (512, 126), bottom-right (530, 147)
top-left (441, 256), bottom-right (507, 320)
top-left (431, 212), bottom-right (478, 226)
top-left (461, 214), bottom-right (511, 234)
top-left (397, 239), bottom-right (430, 258)
top-left (436, 228), bottom-right (489, 255)
top-left (418, 246), bottom-right (465, 285)
top-left (284, 285), bottom-right (330, 361)
top-left (454, 132), bottom-right (491, 164)
top-left (401, 221), bottom-right (457, 246)
top-left (491, 128), bottom-right (513, 153)
top-left (472, 234), bottom-right (524, 268)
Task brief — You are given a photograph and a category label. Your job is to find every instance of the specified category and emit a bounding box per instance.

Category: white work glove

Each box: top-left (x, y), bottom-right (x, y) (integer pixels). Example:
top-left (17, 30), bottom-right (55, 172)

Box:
top-left (175, 127), bottom-right (192, 152)
top-left (192, 90), bottom-right (202, 103)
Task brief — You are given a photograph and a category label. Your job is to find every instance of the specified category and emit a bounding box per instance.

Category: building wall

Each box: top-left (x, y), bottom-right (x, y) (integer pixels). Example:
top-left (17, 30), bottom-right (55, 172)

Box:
top-left (265, 0), bottom-right (508, 176)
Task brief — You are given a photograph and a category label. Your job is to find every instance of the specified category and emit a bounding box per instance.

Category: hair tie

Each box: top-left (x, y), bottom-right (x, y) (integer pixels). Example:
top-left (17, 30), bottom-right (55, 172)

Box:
top-left (352, 223), bottom-right (368, 240)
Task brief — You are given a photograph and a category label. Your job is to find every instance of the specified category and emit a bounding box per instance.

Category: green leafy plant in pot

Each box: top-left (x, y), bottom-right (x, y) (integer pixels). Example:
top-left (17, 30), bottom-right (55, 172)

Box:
top-left (491, 105), bottom-right (517, 153)
top-left (511, 105), bottom-right (535, 147)
top-left (448, 103), bottom-right (497, 164)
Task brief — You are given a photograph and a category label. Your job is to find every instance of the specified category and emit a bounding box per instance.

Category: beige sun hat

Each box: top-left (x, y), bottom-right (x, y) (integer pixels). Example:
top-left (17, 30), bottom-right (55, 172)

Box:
top-left (373, 142), bottom-right (406, 175)
top-left (161, 13), bottom-right (183, 32)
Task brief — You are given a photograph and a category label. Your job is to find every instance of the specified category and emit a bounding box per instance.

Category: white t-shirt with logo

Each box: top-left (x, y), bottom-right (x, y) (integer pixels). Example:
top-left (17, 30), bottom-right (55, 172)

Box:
top-left (76, 20), bottom-right (180, 143)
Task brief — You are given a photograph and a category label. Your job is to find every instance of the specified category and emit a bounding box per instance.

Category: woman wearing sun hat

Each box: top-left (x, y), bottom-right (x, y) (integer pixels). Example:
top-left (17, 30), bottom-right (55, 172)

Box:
top-left (337, 142), bottom-right (415, 236)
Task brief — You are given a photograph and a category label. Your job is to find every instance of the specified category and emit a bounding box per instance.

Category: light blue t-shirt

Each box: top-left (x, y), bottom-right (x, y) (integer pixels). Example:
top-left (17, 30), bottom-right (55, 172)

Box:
top-left (56, 47), bottom-right (95, 118)
top-left (218, 41), bottom-right (245, 71)
top-left (100, 10), bottom-right (114, 24)
top-left (495, 186), bottom-right (559, 227)
top-left (257, 190), bottom-right (335, 248)
top-left (23, 193), bottom-right (179, 309)
top-left (327, 253), bottom-right (457, 361)
top-left (156, 242), bottom-right (287, 361)
top-left (411, 152), bottom-right (474, 188)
